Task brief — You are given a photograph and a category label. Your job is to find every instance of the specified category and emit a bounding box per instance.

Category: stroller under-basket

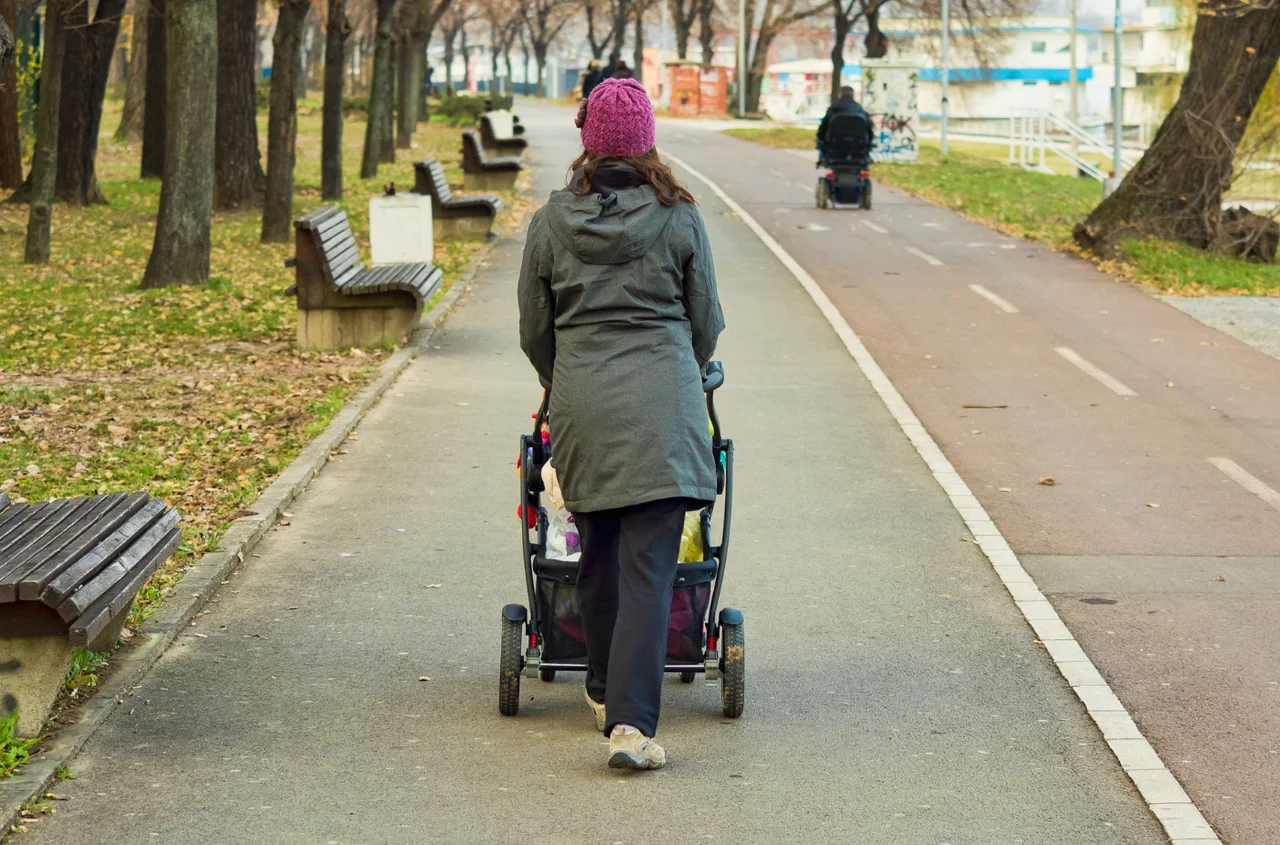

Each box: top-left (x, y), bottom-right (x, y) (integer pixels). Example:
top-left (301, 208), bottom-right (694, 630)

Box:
top-left (499, 361), bottom-right (744, 719)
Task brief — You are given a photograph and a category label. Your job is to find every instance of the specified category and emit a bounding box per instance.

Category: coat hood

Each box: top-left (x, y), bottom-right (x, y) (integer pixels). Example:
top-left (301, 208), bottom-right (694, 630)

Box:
top-left (544, 171), bottom-right (674, 266)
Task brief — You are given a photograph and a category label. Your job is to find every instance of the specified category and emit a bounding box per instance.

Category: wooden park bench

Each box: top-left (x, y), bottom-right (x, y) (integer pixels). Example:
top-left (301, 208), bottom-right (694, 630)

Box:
top-left (414, 158), bottom-right (503, 242)
top-left (479, 113), bottom-right (528, 157)
top-left (0, 491), bottom-right (181, 737)
top-left (461, 130), bottom-right (523, 191)
top-left (286, 206), bottom-right (442, 351)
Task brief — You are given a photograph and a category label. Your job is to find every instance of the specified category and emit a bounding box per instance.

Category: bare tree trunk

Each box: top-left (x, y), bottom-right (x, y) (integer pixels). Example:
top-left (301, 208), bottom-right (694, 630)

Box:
top-left (141, 0), bottom-right (167, 179)
top-left (0, 8), bottom-right (10, 74)
top-left (395, 30), bottom-right (412, 147)
top-left (1074, 4), bottom-right (1280, 261)
top-left (830, 1), bottom-right (851, 104)
top-left (534, 48), bottom-right (545, 97)
top-left (360, 0), bottom-right (395, 178)
top-left (261, 0), bottom-right (309, 243)
top-left (696, 0), bottom-right (714, 65)
top-left (115, 0), bottom-right (148, 142)
top-left (321, 0), bottom-right (349, 199)
top-left (52, 0), bottom-right (126, 205)
top-left (24, 0), bottom-right (66, 263)
top-left (864, 6), bottom-right (886, 58)
top-left (214, 0), bottom-right (266, 210)
top-left (0, 0), bottom-right (22, 188)
top-left (443, 25), bottom-right (455, 89)
top-left (668, 0), bottom-right (691, 60)
top-left (140, 0), bottom-right (216, 287)
top-left (632, 2), bottom-right (643, 82)
top-left (379, 37), bottom-right (395, 162)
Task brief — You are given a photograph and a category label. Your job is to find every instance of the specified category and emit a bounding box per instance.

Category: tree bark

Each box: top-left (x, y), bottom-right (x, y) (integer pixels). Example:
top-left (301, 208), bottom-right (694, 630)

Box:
top-left (115, 0), bottom-right (148, 142)
top-left (534, 48), bottom-right (545, 96)
top-left (379, 37), bottom-right (395, 162)
top-left (214, 0), bottom-right (266, 210)
top-left (829, 0), bottom-right (852, 104)
top-left (321, 0), bottom-right (349, 199)
top-left (24, 0), bottom-right (66, 263)
top-left (668, 0), bottom-right (691, 60)
top-left (360, 0), bottom-right (395, 178)
top-left (141, 0), bottom-right (167, 179)
top-left (141, 0), bottom-right (216, 287)
top-left (864, 6), bottom-right (886, 58)
top-left (0, 0), bottom-right (22, 189)
top-left (696, 0), bottom-right (714, 65)
top-left (631, 1), bottom-right (643, 82)
top-left (395, 30), bottom-right (412, 147)
top-left (1074, 2), bottom-right (1280, 261)
top-left (52, 0), bottom-right (126, 205)
top-left (461, 27), bottom-right (471, 90)
top-left (261, 0), bottom-right (309, 243)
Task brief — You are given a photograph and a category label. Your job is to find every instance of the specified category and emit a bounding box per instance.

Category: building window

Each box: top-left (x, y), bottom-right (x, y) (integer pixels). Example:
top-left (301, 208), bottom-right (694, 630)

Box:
top-left (1031, 40), bottom-right (1047, 53)
top-left (1023, 80), bottom-right (1038, 86)
top-left (1049, 80), bottom-right (1063, 86)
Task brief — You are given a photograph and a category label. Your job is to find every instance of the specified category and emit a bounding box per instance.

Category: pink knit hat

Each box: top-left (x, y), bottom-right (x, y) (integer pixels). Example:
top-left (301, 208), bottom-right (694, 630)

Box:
top-left (579, 78), bottom-right (656, 158)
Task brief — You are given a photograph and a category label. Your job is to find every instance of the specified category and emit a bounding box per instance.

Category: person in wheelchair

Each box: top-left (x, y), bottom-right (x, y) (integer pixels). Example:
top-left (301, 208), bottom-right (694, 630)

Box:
top-left (816, 86), bottom-right (875, 167)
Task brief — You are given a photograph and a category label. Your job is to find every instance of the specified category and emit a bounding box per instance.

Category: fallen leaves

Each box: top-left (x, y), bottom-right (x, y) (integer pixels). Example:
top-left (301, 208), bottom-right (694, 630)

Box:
top-left (1038, 477), bottom-right (1055, 486)
top-left (963, 403), bottom-right (1007, 409)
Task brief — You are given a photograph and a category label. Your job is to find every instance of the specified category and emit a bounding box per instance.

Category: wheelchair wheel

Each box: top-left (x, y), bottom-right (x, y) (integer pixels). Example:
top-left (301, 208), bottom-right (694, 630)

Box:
top-left (861, 180), bottom-right (873, 210)
top-left (680, 671), bottom-right (697, 684)
top-left (720, 620), bottom-right (745, 718)
top-left (539, 667), bottom-right (556, 682)
top-left (499, 613), bottom-right (523, 716)
top-left (815, 179), bottom-right (828, 210)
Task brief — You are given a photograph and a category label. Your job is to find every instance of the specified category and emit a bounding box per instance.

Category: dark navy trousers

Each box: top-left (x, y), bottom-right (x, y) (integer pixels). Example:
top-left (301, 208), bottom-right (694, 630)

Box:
top-left (575, 497), bottom-right (686, 738)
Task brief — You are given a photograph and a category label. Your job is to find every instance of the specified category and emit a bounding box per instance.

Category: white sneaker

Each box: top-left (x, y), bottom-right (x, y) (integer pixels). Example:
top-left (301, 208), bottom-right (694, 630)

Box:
top-left (608, 725), bottom-right (666, 770)
top-left (585, 688), bottom-right (606, 732)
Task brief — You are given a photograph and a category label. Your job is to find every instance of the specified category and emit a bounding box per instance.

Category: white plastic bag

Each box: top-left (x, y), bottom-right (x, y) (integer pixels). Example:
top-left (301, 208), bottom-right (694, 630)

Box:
top-left (545, 510), bottom-right (581, 561)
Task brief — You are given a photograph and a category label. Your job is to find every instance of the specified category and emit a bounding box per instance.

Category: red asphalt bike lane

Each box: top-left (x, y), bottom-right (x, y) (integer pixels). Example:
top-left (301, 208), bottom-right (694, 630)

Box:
top-left (659, 127), bottom-right (1280, 845)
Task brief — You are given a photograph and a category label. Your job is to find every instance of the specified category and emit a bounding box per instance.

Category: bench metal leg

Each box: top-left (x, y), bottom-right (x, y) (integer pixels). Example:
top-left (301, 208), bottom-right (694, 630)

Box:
top-left (434, 216), bottom-right (495, 242)
top-left (463, 171), bottom-right (520, 192)
top-left (296, 306), bottom-right (421, 352)
top-left (1, 635), bottom-right (74, 738)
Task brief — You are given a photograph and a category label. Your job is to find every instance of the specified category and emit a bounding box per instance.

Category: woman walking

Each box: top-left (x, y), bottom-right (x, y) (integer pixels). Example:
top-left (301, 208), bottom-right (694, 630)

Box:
top-left (518, 78), bottom-right (724, 770)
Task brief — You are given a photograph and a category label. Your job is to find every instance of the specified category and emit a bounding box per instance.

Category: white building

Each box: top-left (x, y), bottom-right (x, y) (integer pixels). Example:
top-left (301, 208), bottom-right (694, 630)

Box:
top-left (1098, 0), bottom-right (1190, 139)
top-left (871, 16), bottom-right (1111, 124)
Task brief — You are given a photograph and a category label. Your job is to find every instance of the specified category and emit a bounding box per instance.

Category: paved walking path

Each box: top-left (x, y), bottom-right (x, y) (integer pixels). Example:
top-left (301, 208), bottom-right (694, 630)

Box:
top-left (24, 107), bottom-right (1163, 844)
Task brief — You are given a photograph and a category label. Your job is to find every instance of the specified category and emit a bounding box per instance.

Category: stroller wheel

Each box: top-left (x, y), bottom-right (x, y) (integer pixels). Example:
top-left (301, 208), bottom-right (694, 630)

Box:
top-left (679, 671), bottom-right (697, 684)
top-left (539, 667), bottom-right (557, 682)
top-left (720, 618), bottom-right (745, 718)
top-left (861, 180), bottom-right (873, 210)
top-left (498, 613), bottom-right (523, 716)
top-left (815, 178), bottom-right (828, 210)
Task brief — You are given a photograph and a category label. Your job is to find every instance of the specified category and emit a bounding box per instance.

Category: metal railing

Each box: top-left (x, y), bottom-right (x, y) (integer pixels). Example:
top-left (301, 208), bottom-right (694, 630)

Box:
top-left (1009, 110), bottom-right (1140, 182)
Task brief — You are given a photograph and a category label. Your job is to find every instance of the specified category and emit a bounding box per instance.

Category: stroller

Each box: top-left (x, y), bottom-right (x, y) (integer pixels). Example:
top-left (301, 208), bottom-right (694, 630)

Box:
top-left (816, 112), bottom-right (875, 210)
top-left (499, 361), bottom-right (744, 719)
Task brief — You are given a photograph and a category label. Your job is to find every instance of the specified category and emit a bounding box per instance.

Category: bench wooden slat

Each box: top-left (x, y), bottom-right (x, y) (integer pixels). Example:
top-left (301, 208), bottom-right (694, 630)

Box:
top-left (295, 207), bottom-right (343, 231)
top-left (462, 131), bottom-right (523, 173)
top-left (41, 499), bottom-right (169, 605)
top-left (0, 500), bottom-right (34, 542)
top-left (318, 226), bottom-right (357, 255)
top-left (311, 209), bottom-right (350, 239)
top-left (0, 498), bottom-right (96, 579)
top-left (69, 524), bottom-right (182, 648)
top-left (0, 493), bottom-right (128, 599)
top-left (324, 241), bottom-right (361, 281)
top-left (56, 508), bottom-right (181, 622)
top-left (0, 501), bottom-right (57, 548)
top-left (15, 492), bottom-right (150, 601)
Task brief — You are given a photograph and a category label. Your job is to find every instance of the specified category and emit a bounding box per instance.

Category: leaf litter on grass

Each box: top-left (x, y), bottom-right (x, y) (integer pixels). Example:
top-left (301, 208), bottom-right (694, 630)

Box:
top-left (0, 107), bottom-right (505, 629)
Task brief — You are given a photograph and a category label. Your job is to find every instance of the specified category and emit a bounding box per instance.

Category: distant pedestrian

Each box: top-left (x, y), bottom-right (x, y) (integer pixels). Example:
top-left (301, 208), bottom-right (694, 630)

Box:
top-left (518, 78), bottom-right (724, 771)
top-left (582, 59), bottom-right (603, 98)
top-left (611, 60), bottom-right (633, 79)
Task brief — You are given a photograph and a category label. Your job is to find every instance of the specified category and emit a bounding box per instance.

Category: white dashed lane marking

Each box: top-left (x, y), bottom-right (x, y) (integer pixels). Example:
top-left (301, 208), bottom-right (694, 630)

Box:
top-left (1208, 457), bottom-right (1280, 512)
top-left (1055, 346), bottom-right (1138, 397)
top-left (862, 220), bottom-right (889, 235)
top-left (968, 284), bottom-right (1020, 314)
top-left (906, 246), bottom-right (944, 266)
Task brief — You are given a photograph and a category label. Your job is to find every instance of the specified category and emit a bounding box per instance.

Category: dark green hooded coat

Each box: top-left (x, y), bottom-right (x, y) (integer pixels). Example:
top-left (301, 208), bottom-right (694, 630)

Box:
top-left (518, 168), bottom-right (724, 514)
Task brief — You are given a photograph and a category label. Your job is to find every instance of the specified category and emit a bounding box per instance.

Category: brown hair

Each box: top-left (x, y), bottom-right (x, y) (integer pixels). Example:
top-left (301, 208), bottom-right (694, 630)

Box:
top-left (567, 148), bottom-right (697, 207)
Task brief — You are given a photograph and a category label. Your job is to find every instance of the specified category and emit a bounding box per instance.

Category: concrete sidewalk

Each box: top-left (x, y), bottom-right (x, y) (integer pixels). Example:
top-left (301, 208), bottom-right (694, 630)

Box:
top-left (22, 106), bottom-right (1162, 845)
